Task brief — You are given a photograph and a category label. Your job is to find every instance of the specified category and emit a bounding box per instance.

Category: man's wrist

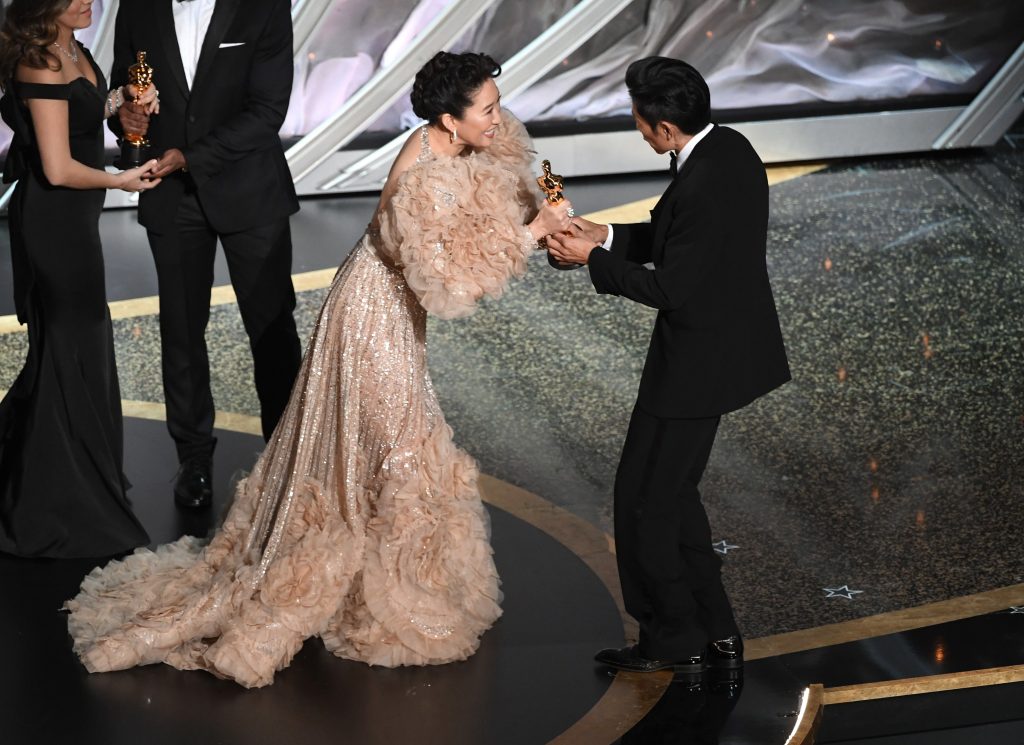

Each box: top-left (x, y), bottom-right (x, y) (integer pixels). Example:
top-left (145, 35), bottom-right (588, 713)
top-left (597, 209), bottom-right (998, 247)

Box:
top-left (580, 243), bottom-right (602, 265)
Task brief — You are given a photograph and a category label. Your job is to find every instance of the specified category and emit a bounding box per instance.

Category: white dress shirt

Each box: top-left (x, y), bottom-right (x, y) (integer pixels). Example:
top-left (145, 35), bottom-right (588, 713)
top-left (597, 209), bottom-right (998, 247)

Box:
top-left (675, 121), bottom-right (714, 171)
top-left (602, 122), bottom-right (715, 250)
top-left (173, 0), bottom-right (217, 90)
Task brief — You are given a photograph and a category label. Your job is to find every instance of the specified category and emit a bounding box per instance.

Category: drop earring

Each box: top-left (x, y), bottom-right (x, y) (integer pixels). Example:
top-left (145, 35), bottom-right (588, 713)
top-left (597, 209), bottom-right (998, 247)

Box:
top-left (449, 128), bottom-right (458, 144)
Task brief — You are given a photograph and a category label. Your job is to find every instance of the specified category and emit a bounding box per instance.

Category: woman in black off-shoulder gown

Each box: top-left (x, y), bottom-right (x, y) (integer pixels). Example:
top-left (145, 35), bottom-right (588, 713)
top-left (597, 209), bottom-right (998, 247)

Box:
top-left (0, 1), bottom-right (159, 558)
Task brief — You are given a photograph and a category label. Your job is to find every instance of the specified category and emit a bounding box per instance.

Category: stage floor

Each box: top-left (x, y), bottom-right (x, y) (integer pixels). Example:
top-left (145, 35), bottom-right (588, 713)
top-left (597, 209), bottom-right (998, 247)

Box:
top-left (1, 119), bottom-right (1023, 743)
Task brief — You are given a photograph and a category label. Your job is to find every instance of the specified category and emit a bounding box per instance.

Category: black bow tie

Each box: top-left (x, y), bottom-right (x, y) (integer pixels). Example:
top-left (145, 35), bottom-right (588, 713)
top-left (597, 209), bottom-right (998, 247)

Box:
top-left (669, 151), bottom-right (678, 177)
top-left (176, 0), bottom-right (196, 3)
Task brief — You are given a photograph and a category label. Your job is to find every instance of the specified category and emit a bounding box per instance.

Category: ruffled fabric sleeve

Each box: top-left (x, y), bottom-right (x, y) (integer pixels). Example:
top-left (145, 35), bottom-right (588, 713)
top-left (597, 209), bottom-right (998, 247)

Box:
top-left (378, 115), bottom-right (540, 320)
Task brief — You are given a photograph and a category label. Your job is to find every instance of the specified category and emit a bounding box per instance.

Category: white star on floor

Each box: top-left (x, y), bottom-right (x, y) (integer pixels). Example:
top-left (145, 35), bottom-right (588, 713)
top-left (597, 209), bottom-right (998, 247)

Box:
top-left (1009, 606), bottom-right (1024, 614)
top-left (712, 540), bottom-right (739, 555)
top-left (824, 585), bottom-right (864, 600)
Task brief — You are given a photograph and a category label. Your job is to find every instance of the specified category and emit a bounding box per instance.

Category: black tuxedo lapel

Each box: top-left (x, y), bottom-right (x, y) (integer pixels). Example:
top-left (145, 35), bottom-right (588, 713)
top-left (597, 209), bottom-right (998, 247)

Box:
top-left (650, 173), bottom-right (684, 254)
top-left (650, 126), bottom-right (718, 252)
top-left (157, 0), bottom-right (190, 99)
top-left (192, 0), bottom-right (242, 96)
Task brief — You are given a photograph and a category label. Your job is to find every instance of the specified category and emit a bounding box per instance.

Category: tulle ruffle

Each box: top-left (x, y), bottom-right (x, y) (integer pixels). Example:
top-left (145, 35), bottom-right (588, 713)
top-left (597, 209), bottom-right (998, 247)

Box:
top-left (66, 417), bottom-right (501, 688)
top-left (380, 113), bottom-right (539, 319)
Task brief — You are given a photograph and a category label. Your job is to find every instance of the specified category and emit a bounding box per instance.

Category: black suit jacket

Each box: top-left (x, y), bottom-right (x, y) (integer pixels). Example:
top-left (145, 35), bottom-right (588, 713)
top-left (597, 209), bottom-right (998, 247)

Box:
top-left (110, 0), bottom-right (299, 233)
top-left (588, 125), bottom-right (790, 418)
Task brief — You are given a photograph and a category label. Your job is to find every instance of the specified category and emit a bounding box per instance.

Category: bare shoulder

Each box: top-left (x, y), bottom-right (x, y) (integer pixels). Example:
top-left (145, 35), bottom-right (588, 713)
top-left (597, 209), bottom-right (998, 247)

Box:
top-left (14, 61), bottom-right (63, 85)
top-left (391, 128), bottom-right (427, 181)
top-left (381, 127), bottom-right (428, 198)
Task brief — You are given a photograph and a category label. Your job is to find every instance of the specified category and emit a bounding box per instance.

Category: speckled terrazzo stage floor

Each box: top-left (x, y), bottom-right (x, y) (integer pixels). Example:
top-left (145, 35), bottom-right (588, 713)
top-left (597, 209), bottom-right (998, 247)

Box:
top-left (1, 124), bottom-right (1023, 744)
top-left (431, 136), bottom-right (1024, 639)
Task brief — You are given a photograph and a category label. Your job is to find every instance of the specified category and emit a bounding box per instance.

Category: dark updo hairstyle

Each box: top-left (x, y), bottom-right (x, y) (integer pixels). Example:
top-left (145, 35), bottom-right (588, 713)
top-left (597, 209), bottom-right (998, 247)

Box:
top-left (411, 51), bottom-right (501, 123)
top-left (625, 56), bottom-right (710, 135)
top-left (0, 0), bottom-right (72, 91)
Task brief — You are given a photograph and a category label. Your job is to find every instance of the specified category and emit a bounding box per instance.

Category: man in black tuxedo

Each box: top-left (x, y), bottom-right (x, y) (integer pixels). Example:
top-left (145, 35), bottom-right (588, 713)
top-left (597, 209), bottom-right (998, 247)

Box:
top-left (547, 57), bottom-right (790, 676)
top-left (111, 0), bottom-right (302, 508)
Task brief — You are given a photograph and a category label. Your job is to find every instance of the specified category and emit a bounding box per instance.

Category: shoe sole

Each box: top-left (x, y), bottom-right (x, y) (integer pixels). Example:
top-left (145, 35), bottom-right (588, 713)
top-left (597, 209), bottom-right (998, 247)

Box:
top-left (596, 660), bottom-right (707, 675)
top-left (708, 666), bottom-right (743, 682)
top-left (707, 657), bottom-right (744, 670)
top-left (671, 663), bottom-right (705, 675)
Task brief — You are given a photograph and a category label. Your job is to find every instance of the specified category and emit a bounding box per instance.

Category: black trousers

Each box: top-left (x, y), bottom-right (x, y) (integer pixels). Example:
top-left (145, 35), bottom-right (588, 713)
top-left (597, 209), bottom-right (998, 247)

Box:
top-left (614, 407), bottom-right (738, 659)
top-left (147, 192), bottom-right (302, 461)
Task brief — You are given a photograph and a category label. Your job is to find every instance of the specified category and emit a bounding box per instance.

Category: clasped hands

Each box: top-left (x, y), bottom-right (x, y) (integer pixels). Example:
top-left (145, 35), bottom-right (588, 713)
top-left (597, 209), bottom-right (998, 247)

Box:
top-left (118, 97), bottom-right (186, 180)
top-left (547, 216), bottom-right (608, 266)
top-left (529, 198), bottom-right (573, 243)
top-left (528, 180), bottom-right (608, 266)
top-left (529, 201), bottom-right (607, 266)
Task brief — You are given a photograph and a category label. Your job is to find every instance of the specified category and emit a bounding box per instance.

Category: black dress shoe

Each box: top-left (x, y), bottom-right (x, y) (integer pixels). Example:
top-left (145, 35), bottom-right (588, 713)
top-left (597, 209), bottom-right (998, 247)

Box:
top-left (174, 457), bottom-right (213, 509)
top-left (706, 635), bottom-right (744, 671)
top-left (594, 645), bottom-right (705, 675)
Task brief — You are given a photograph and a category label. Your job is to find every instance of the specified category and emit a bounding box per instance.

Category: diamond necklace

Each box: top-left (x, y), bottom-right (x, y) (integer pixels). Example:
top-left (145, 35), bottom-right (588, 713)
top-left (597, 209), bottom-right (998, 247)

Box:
top-left (52, 40), bottom-right (79, 64)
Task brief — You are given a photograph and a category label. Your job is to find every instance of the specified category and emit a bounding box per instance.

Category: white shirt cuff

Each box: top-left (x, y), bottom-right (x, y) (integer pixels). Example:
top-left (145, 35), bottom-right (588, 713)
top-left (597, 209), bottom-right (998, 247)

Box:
top-left (601, 224), bottom-right (614, 250)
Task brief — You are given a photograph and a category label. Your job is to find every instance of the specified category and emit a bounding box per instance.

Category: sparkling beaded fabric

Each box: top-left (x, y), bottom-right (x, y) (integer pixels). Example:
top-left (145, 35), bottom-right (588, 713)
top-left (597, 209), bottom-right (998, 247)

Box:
top-left (65, 116), bottom-right (539, 688)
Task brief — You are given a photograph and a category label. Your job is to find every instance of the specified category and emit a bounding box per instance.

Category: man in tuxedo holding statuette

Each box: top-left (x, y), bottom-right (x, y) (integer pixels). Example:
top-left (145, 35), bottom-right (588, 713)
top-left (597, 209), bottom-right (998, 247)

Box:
top-left (111, 0), bottom-right (302, 509)
top-left (547, 57), bottom-right (790, 679)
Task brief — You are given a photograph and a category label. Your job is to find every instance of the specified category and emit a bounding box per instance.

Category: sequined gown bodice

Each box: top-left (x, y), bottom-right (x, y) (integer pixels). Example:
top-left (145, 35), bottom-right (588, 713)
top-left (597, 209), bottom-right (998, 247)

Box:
top-left (66, 116), bottom-right (539, 686)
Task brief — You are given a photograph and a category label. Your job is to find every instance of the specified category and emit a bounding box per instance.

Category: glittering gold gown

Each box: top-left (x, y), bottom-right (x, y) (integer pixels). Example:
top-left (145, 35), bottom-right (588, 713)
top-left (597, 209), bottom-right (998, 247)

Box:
top-left (65, 117), bottom-right (539, 688)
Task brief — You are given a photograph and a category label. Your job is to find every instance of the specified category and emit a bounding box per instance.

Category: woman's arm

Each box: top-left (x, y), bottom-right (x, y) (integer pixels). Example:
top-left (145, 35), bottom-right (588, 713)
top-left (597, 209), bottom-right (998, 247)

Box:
top-left (17, 65), bottom-right (161, 191)
top-left (103, 86), bottom-right (125, 120)
top-left (28, 96), bottom-right (120, 188)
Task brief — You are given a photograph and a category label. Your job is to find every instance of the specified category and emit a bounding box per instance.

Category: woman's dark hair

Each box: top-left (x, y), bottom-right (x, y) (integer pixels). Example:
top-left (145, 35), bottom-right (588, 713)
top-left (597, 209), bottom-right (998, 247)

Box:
top-left (411, 51), bottom-right (501, 123)
top-left (0, 0), bottom-right (71, 90)
top-left (625, 56), bottom-right (710, 134)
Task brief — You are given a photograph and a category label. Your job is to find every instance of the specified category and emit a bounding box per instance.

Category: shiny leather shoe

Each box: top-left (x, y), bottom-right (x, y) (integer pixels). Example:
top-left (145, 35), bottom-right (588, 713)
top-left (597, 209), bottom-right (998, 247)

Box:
top-left (594, 645), bottom-right (705, 675)
top-left (173, 457), bottom-right (213, 509)
top-left (706, 635), bottom-right (744, 671)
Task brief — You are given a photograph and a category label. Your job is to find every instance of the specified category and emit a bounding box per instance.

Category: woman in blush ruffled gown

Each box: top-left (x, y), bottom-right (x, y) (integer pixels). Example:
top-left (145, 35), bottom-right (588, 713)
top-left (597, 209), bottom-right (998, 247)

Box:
top-left (65, 51), bottom-right (573, 688)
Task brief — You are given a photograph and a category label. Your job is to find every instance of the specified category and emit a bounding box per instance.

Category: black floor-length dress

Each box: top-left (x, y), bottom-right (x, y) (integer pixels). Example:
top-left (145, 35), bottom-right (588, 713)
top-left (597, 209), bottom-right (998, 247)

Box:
top-left (0, 47), bottom-right (149, 557)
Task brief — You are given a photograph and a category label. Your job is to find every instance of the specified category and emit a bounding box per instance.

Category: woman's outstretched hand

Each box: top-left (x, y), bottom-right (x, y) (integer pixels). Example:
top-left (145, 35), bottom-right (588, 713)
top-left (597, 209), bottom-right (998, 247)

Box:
top-left (529, 198), bottom-right (574, 242)
top-left (117, 159), bottom-right (162, 193)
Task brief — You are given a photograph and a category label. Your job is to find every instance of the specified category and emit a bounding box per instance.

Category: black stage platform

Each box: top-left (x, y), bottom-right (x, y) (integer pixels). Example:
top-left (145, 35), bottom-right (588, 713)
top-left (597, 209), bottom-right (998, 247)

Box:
top-left (4, 419), bottom-right (1020, 744)
top-left (1, 418), bottom-right (626, 745)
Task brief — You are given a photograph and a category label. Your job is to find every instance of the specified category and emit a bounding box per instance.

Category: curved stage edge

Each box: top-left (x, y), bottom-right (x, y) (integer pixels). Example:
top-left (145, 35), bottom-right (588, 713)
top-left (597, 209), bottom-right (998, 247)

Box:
top-left (3, 404), bottom-right (1022, 743)
top-left (0, 414), bottom-right (628, 745)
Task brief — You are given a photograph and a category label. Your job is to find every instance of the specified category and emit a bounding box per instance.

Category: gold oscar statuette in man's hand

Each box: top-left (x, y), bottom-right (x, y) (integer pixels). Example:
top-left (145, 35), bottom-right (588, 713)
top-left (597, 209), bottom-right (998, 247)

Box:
top-left (120, 51), bottom-right (154, 168)
top-left (536, 159), bottom-right (579, 268)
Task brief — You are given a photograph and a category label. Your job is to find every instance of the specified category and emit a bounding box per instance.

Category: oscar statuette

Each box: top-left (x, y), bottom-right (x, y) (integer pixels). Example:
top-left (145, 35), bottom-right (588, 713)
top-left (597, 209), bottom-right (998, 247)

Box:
top-left (118, 51), bottom-right (153, 169)
top-left (536, 159), bottom-right (565, 212)
top-left (536, 159), bottom-right (579, 269)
